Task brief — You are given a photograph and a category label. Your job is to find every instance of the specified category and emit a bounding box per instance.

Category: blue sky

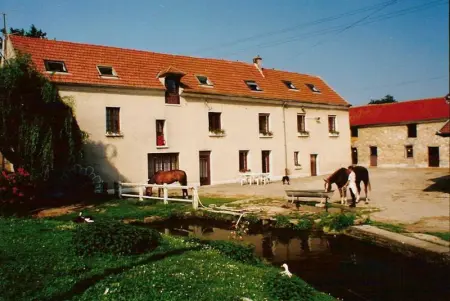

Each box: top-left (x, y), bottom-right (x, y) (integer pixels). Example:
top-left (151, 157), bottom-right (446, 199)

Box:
top-left (1, 0), bottom-right (448, 105)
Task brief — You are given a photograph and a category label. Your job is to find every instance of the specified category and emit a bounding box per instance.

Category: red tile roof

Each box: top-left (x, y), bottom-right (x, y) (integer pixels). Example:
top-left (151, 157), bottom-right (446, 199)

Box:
top-left (9, 36), bottom-right (348, 106)
top-left (437, 120), bottom-right (450, 137)
top-left (349, 97), bottom-right (450, 126)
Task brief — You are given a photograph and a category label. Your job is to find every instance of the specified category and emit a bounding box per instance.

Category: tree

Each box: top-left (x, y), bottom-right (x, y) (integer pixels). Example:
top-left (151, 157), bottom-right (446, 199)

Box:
top-left (0, 55), bottom-right (86, 180)
top-left (368, 94), bottom-right (397, 105)
top-left (9, 24), bottom-right (47, 39)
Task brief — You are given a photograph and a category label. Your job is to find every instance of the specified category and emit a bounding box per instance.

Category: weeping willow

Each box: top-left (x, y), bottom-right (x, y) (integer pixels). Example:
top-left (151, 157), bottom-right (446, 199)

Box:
top-left (0, 54), bottom-right (86, 180)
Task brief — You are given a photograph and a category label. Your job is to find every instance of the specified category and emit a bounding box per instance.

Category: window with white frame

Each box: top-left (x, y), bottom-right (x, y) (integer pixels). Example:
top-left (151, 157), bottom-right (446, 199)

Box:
top-left (328, 115), bottom-right (338, 134)
top-left (106, 107), bottom-right (120, 135)
top-left (44, 60), bottom-right (67, 73)
top-left (245, 80), bottom-right (263, 91)
top-left (297, 114), bottom-right (307, 133)
top-left (196, 75), bottom-right (213, 86)
top-left (294, 151), bottom-right (300, 166)
top-left (306, 83), bottom-right (320, 93)
top-left (239, 150), bottom-right (249, 172)
top-left (208, 112), bottom-right (223, 134)
top-left (156, 120), bottom-right (166, 146)
top-left (97, 65), bottom-right (118, 77)
top-left (259, 113), bottom-right (272, 136)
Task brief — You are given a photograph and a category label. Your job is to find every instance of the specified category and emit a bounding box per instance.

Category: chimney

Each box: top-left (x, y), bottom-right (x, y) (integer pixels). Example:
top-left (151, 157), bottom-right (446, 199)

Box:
top-left (253, 55), bottom-right (264, 77)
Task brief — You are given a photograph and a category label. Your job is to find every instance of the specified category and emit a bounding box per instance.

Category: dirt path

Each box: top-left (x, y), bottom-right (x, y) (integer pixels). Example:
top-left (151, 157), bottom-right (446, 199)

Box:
top-left (199, 168), bottom-right (449, 232)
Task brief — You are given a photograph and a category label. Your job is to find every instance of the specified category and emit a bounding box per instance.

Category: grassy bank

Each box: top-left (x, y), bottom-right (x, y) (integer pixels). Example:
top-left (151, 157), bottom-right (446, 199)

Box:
top-left (0, 217), bottom-right (336, 301)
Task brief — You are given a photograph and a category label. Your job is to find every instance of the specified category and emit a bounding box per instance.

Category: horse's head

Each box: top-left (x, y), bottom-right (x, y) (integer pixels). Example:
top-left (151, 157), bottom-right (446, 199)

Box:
top-left (323, 178), bottom-right (332, 192)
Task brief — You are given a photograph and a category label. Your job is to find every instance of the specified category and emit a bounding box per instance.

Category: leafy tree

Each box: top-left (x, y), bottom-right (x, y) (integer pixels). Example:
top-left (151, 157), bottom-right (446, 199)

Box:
top-left (0, 54), bottom-right (86, 180)
top-left (9, 24), bottom-right (47, 39)
top-left (368, 94), bottom-right (397, 105)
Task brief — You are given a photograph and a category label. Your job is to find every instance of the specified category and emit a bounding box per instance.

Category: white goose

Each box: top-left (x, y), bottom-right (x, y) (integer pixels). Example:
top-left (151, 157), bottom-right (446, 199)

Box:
top-left (280, 263), bottom-right (292, 278)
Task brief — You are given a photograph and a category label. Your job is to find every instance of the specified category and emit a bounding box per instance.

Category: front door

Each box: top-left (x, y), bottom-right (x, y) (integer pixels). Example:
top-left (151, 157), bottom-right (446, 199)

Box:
top-left (262, 151), bottom-right (270, 173)
top-left (310, 154), bottom-right (317, 176)
top-left (428, 147), bottom-right (440, 167)
top-left (370, 146), bottom-right (378, 167)
top-left (351, 147), bottom-right (358, 165)
top-left (199, 151), bottom-right (211, 186)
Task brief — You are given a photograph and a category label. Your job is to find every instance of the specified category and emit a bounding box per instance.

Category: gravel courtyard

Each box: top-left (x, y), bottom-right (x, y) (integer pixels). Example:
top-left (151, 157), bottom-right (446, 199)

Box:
top-left (199, 168), bottom-right (450, 232)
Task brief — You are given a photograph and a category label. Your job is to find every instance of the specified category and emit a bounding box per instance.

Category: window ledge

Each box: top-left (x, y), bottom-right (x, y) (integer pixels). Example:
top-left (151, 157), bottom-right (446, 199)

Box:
top-left (297, 132), bottom-right (310, 137)
top-left (45, 71), bottom-right (71, 75)
top-left (259, 134), bottom-right (273, 138)
top-left (199, 84), bottom-right (214, 88)
top-left (100, 75), bottom-right (119, 79)
top-left (165, 103), bottom-right (181, 106)
top-left (106, 133), bottom-right (124, 138)
top-left (209, 132), bottom-right (226, 137)
top-left (156, 146), bottom-right (169, 149)
top-left (329, 132), bottom-right (340, 137)
top-left (294, 165), bottom-right (302, 170)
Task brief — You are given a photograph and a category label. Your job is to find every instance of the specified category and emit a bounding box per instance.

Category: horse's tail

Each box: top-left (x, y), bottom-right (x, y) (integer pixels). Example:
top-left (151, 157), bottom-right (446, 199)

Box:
top-left (180, 171), bottom-right (188, 186)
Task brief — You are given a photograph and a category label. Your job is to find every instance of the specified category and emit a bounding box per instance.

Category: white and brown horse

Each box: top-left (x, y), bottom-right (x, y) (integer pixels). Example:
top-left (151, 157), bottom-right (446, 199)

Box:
top-left (324, 166), bottom-right (371, 204)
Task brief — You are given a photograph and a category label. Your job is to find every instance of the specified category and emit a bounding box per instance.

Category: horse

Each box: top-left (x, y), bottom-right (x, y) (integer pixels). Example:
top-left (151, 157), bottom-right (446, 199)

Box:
top-left (323, 166), bottom-right (371, 204)
top-left (146, 169), bottom-right (189, 199)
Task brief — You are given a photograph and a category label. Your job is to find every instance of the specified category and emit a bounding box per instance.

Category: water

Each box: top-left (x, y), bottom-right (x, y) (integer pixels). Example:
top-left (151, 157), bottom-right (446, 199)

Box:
top-left (148, 218), bottom-right (449, 301)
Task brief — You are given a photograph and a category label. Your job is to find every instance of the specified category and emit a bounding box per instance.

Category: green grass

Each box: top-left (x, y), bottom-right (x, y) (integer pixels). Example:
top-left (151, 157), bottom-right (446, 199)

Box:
top-left (198, 196), bottom-right (239, 207)
top-left (0, 217), bottom-right (335, 301)
top-left (368, 221), bottom-right (406, 233)
top-left (425, 232), bottom-right (450, 242)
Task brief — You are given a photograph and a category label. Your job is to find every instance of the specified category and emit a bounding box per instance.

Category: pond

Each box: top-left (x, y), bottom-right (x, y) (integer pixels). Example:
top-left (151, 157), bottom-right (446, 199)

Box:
top-left (148, 218), bottom-right (449, 301)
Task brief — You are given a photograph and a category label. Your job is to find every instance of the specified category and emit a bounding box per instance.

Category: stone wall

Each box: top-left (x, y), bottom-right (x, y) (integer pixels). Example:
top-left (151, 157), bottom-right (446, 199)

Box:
top-left (351, 120), bottom-right (449, 168)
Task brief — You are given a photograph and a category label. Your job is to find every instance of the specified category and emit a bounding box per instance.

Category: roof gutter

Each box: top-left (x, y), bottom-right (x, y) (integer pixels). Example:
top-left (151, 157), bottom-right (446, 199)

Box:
top-left (282, 101), bottom-right (288, 176)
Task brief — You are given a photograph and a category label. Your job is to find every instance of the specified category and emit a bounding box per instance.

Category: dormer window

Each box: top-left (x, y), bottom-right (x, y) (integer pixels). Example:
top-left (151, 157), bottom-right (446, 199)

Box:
top-left (283, 81), bottom-right (298, 90)
top-left (196, 75), bottom-right (213, 86)
top-left (245, 80), bottom-right (262, 91)
top-left (165, 76), bottom-right (181, 104)
top-left (306, 83), bottom-right (320, 93)
top-left (44, 60), bottom-right (67, 73)
top-left (97, 65), bottom-right (117, 77)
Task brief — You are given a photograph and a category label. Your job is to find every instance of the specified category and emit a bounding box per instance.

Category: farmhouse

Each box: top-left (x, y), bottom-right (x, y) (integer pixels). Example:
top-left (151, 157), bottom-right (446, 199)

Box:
top-left (350, 97), bottom-right (450, 168)
top-left (4, 35), bottom-right (352, 187)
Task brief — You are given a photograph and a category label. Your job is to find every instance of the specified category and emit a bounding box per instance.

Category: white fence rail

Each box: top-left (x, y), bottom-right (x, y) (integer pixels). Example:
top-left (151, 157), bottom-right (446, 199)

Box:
top-left (116, 182), bottom-right (200, 209)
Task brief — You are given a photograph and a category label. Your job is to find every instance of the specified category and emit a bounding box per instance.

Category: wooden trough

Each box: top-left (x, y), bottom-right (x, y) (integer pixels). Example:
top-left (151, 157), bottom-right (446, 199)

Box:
top-left (284, 189), bottom-right (335, 210)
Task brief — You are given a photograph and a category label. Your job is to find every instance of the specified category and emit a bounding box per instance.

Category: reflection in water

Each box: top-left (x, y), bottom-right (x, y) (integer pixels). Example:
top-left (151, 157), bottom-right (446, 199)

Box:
top-left (151, 219), bottom-right (450, 301)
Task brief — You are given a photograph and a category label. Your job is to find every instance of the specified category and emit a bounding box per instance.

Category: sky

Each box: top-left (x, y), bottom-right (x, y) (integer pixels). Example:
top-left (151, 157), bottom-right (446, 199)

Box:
top-left (1, 0), bottom-right (449, 106)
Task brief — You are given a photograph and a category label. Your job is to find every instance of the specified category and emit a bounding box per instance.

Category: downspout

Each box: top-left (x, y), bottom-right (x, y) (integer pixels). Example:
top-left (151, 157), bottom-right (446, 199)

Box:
top-left (282, 101), bottom-right (288, 176)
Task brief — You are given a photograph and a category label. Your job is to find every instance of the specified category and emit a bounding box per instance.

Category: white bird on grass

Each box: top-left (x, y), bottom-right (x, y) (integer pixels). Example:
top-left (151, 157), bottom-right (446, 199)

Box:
top-left (280, 263), bottom-right (292, 278)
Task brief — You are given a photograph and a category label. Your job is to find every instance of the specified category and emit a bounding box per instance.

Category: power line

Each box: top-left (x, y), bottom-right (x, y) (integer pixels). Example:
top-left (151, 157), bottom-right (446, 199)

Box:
top-left (194, 0), bottom-right (398, 55)
top-left (219, 0), bottom-right (447, 58)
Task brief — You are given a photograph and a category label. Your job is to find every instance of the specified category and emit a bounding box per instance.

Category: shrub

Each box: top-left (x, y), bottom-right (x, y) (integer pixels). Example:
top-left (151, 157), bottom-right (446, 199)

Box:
top-left (0, 168), bottom-right (35, 204)
top-left (274, 214), bottom-right (291, 228)
top-left (265, 271), bottom-right (315, 301)
top-left (320, 212), bottom-right (355, 231)
top-left (294, 217), bottom-right (313, 230)
top-left (72, 220), bottom-right (161, 256)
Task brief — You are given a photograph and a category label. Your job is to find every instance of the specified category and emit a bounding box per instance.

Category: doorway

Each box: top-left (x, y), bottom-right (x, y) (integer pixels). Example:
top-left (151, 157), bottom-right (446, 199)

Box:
top-left (261, 151), bottom-right (270, 173)
top-left (310, 154), bottom-right (317, 176)
top-left (370, 146), bottom-right (378, 167)
top-left (199, 151), bottom-right (211, 185)
top-left (351, 147), bottom-right (358, 165)
top-left (428, 147), bottom-right (440, 167)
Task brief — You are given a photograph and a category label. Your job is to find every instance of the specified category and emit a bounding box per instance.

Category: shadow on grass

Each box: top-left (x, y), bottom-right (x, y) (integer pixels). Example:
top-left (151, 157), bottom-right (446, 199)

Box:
top-left (46, 246), bottom-right (202, 301)
top-left (423, 175), bottom-right (450, 193)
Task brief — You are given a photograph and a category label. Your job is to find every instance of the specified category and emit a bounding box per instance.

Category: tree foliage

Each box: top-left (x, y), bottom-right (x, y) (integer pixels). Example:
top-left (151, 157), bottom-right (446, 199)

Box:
top-left (368, 94), bottom-right (397, 105)
top-left (9, 24), bottom-right (47, 39)
top-left (0, 54), bottom-right (86, 180)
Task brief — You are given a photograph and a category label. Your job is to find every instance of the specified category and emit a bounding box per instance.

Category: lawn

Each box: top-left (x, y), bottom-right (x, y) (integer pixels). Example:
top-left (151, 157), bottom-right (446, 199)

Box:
top-left (0, 216), bottom-right (336, 301)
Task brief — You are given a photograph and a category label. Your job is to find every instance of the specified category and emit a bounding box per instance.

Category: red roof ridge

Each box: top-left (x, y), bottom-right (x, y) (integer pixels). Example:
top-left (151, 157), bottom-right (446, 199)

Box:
top-left (351, 96), bottom-right (446, 108)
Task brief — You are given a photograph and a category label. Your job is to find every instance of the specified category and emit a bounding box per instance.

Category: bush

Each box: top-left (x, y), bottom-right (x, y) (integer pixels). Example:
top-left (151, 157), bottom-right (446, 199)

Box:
top-left (294, 217), bottom-right (314, 230)
top-left (0, 168), bottom-right (35, 204)
top-left (274, 214), bottom-right (291, 228)
top-left (320, 212), bottom-right (355, 231)
top-left (72, 220), bottom-right (162, 256)
top-left (265, 271), bottom-right (315, 301)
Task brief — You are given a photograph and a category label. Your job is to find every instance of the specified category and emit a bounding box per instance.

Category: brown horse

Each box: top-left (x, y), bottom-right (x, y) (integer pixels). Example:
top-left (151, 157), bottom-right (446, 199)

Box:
top-left (324, 166), bottom-right (371, 204)
top-left (146, 169), bottom-right (189, 199)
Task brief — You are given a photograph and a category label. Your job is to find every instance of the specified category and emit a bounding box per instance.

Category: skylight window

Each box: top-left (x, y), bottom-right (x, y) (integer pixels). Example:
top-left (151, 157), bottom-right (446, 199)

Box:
top-left (196, 75), bottom-right (213, 86)
top-left (44, 60), bottom-right (67, 73)
top-left (283, 80), bottom-right (298, 90)
top-left (306, 83), bottom-right (321, 93)
top-left (245, 80), bottom-right (262, 91)
top-left (97, 66), bottom-right (117, 77)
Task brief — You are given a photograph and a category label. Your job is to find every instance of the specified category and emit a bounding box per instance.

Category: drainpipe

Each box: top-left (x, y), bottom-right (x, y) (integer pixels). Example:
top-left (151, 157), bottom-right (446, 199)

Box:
top-left (282, 101), bottom-right (288, 176)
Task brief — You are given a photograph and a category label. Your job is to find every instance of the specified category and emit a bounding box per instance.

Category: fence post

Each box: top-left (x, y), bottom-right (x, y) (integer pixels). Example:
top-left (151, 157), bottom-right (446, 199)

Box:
top-left (114, 181), bottom-right (122, 199)
top-left (138, 185), bottom-right (143, 201)
top-left (163, 183), bottom-right (168, 205)
top-left (192, 186), bottom-right (199, 210)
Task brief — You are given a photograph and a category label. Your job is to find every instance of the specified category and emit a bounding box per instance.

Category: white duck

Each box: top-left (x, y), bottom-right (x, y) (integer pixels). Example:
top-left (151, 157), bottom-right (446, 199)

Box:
top-left (280, 263), bottom-right (292, 278)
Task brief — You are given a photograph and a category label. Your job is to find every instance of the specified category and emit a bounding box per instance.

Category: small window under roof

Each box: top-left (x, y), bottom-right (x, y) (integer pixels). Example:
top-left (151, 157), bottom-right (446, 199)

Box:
top-left (283, 80), bottom-right (298, 90)
top-left (306, 83), bottom-right (321, 93)
top-left (97, 66), bottom-right (117, 77)
top-left (44, 60), bottom-right (67, 73)
top-left (245, 80), bottom-right (263, 91)
top-left (196, 75), bottom-right (213, 86)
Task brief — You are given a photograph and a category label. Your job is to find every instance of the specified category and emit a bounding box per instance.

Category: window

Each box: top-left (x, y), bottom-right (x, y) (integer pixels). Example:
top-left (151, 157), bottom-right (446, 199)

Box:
top-left (262, 150), bottom-right (270, 173)
top-left (106, 107), bottom-right (120, 134)
top-left (306, 83), bottom-right (320, 93)
top-left (294, 151), bottom-right (300, 166)
top-left (239, 150), bottom-right (249, 172)
top-left (405, 145), bottom-right (413, 158)
top-left (44, 60), bottom-right (67, 72)
top-left (156, 120), bottom-right (166, 146)
top-left (147, 153), bottom-right (179, 179)
top-left (245, 80), bottom-right (263, 91)
top-left (259, 113), bottom-right (271, 135)
top-left (283, 80), bottom-right (298, 90)
top-left (351, 126), bottom-right (358, 137)
top-left (196, 75), bottom-right (213, 86)
top-left (97, 65), bottom-right (117, 77)
top-left (165, 76), bottom-right (180, 104)
top-left (297, 114), bottom-right (306, 133)
top-left (407, 124), bottom-right (417, 138)
top-left (208, 112), bottom-right (223, 134)
top-left (328, 115), bottom-right (337, 133)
